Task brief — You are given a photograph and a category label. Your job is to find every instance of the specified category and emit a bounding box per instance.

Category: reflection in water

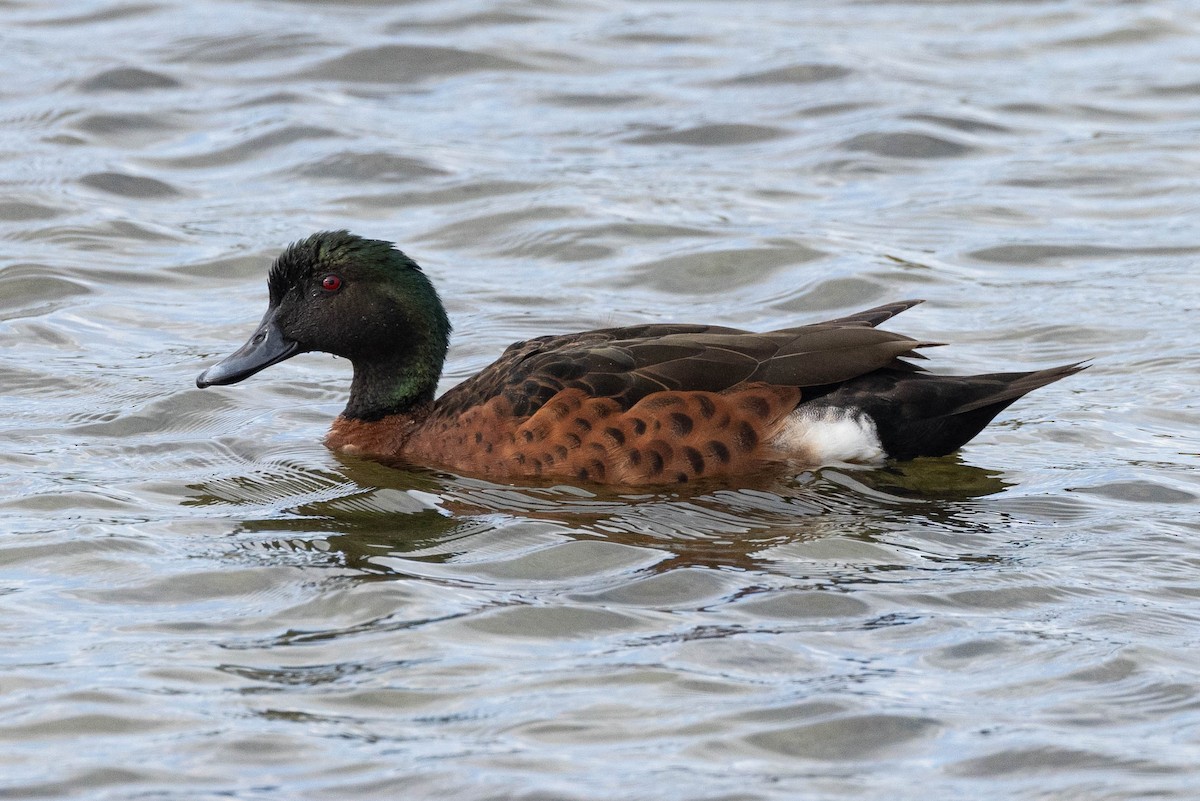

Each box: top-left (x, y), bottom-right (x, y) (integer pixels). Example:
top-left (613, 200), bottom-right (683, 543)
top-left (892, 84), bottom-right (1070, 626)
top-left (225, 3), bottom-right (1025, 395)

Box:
top-left (185, 454), bottom-right (1013, 578)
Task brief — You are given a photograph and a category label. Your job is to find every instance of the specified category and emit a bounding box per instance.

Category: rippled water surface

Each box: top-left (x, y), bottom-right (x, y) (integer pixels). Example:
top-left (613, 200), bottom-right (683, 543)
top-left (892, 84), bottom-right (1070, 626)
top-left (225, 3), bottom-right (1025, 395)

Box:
top-left (3, 1), bottom-right (1200, 798)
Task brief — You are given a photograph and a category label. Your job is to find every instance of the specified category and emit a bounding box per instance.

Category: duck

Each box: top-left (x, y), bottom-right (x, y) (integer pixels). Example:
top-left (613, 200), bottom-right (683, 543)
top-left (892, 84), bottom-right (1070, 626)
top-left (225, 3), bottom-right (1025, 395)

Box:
top-left (196, 230), bottom-right (1084, 485)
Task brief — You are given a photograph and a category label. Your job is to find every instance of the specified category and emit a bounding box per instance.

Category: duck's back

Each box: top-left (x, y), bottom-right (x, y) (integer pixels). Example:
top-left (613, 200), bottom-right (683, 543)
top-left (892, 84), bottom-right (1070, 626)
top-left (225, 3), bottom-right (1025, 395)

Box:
top-left (402, 302), bottom-right (949, 483)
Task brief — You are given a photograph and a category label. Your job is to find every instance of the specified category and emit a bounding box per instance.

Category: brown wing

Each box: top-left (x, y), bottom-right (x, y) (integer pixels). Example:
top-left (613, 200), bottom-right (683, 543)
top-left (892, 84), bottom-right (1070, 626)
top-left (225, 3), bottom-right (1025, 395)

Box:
top-left (432, 300), bottom-right (933, 420)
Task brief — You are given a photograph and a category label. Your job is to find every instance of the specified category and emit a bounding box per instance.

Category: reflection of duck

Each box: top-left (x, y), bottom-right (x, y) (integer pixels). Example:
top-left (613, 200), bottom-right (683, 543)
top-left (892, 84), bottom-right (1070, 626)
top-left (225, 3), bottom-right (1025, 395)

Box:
top-left (197, 231), bottom-right (1084, 486)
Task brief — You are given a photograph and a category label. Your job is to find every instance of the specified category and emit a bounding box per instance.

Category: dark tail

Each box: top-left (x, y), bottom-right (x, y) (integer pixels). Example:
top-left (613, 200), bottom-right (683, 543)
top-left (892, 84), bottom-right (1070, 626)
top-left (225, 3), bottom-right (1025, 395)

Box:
top-left (814, 362), bottom-right (1087, 461)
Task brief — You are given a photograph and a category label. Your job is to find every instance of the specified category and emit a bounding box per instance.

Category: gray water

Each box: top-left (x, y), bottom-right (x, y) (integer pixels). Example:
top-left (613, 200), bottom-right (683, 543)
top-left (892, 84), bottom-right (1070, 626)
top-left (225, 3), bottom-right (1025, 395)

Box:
top-left (3, 1), bottom-right (1199, 799)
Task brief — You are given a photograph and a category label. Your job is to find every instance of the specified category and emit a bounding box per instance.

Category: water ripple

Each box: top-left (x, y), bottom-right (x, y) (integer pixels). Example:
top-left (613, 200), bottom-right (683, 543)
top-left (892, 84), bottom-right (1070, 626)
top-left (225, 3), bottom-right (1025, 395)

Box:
top-left (1, 1), bottom-right (1198, 799)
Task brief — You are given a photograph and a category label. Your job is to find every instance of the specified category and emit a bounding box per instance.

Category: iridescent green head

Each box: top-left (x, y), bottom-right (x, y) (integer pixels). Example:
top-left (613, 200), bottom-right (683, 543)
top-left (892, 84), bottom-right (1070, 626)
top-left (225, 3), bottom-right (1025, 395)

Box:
top-left (197, 230), bottom-right (451, 420)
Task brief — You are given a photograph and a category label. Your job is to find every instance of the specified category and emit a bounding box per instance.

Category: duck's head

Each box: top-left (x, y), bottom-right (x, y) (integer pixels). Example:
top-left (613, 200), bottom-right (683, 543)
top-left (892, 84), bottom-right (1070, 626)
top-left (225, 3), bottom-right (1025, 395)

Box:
top-left (196, 230), bottom-right (451, 420)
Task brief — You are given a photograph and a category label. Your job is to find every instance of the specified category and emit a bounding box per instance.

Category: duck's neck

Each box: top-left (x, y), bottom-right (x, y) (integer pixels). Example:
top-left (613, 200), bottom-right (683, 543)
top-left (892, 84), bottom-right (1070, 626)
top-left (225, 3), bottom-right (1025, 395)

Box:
top-left (337, 269), bottom-right (451, 423)
top-left (329, 358), bottom-right (437, 459)
top-left (342, 352), bottom-right (442, 422)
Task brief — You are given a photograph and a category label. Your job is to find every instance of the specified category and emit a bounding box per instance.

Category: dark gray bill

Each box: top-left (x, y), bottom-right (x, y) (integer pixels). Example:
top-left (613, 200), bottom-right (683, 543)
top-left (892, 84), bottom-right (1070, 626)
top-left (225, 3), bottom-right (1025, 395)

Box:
top-left (196, 307), bottom-right (302, 388)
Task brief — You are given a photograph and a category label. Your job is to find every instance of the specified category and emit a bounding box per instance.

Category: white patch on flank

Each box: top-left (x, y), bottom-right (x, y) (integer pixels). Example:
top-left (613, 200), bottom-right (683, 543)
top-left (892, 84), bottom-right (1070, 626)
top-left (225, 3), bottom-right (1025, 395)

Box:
top-left (772, 406), bottom-right (885, 467)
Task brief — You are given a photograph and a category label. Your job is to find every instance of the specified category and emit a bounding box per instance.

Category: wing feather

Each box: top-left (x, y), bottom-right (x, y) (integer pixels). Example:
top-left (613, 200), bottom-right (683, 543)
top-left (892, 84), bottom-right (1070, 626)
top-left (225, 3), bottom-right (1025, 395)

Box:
top-left (433, 302), bottom-right (933, 420)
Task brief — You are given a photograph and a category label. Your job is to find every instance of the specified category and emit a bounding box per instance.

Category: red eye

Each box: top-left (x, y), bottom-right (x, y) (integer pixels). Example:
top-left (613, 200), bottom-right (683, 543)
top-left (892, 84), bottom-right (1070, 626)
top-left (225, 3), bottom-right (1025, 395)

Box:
top-left (320, 274), bottom-right (342, 292)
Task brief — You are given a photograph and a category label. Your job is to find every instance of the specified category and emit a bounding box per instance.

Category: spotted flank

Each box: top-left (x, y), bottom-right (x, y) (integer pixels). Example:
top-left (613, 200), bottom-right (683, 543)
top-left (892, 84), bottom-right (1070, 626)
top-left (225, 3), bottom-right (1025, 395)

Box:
top-left (198, 231), bottom-right (1087, 486)
top-left (397, 385), bottom-right (800, 484)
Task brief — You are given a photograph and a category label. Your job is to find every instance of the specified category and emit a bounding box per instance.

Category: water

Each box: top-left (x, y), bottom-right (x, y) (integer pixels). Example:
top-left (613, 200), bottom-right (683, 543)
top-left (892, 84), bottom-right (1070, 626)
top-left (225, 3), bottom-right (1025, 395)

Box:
top-left (3, 1), bottom-right (1199, 798)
